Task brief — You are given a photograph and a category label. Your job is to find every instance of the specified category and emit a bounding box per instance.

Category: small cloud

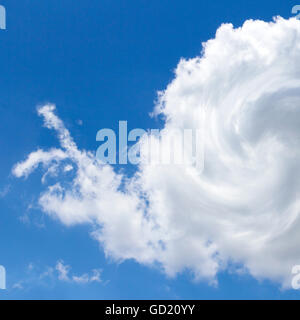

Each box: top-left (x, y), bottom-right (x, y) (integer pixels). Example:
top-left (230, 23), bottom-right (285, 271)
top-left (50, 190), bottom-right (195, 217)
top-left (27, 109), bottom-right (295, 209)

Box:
top-left (72, 274), bottom-right (89, 284)
top-left (89, 269), bottom-right (102, 283)
top-left (12, 282), bottom-right (24, 290)
top-left (64, 164), bottom-right (73, 172)
top-left (40, 267), bottom-right (54, 279)
top-left (19, 214), bottom-right (30, 225)
top-left (55, 260), bottom-right (70, 281)
top-left (55, 260), bottom-right (102, 284)
top-left (27, 263), bottom-right (34, 271)
top-left (0, 184), bottom-right (10, 198)
top-left (10, 261), bottom-right (104, 291)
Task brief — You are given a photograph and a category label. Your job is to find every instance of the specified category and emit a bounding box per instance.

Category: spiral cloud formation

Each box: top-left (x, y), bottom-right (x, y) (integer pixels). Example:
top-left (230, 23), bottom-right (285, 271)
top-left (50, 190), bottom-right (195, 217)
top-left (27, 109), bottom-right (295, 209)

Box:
top-left (13, 17), bottom-right (300, 287)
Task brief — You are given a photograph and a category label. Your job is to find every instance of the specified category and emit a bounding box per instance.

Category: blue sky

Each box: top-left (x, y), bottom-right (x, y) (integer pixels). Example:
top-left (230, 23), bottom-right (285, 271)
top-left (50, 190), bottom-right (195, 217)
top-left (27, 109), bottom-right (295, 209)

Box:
top-left (1, 0), bottom-right (300, 299)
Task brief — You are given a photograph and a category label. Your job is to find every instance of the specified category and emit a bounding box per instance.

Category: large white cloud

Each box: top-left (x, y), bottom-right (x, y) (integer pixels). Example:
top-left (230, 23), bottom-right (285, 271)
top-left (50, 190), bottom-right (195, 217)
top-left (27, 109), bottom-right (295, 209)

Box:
top-left (13, 17), bottom-right (300, 287)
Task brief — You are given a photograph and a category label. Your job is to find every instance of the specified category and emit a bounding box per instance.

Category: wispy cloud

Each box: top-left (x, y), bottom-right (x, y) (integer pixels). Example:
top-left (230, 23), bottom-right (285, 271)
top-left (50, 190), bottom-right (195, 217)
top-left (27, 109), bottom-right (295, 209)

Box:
top-left (56, 260), bottom-right (102, 284)
top-left (12, 261), bottom-right (103, 290)
top-left (0, 184), bottom-right (10, 198)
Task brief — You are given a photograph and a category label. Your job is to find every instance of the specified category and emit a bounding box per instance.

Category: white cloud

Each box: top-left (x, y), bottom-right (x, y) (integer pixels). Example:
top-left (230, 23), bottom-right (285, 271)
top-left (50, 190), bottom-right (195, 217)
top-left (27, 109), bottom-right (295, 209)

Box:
top-left (89, 269), bottom-right (102, 283)
top-left (13, 17), bottom-right (300, 288)
top-left (12, 149), bottom-right (67, 178)
top-left (12, 261), bottom-right (103, 290)
top-left (55, 260), bottom-right (102, 284)
top-left (12, 282), bottom-right (23, 290)
top-left (56, 260), bottom-right (70, 281)
top-left (64, 164), bottom-right (73, 172)
top-left (0, 184), bottom-right (10, 198)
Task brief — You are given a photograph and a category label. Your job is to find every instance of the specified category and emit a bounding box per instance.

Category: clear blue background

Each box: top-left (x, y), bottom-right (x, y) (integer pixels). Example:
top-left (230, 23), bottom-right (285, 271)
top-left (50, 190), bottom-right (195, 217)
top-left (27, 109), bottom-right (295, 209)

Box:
top-left (0, 0), bottom-right (299, 299)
